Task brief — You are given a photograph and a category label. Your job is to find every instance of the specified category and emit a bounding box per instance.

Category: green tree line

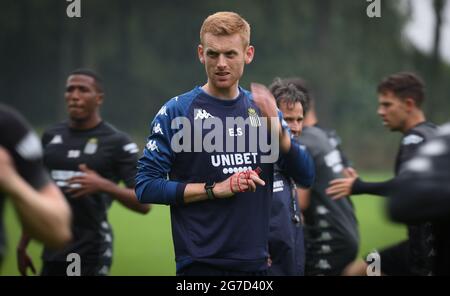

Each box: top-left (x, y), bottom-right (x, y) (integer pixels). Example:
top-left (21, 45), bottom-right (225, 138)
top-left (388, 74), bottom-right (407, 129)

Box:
top-left (1, 0), bottom-right (449, 169)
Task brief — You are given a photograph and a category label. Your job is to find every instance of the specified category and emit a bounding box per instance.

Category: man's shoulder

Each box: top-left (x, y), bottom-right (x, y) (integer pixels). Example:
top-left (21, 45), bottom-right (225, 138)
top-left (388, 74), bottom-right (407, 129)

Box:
top-left (0, 104), bottom-right (28, 130)
top-left (402, 121), bottom-right (438, 146)
top-left (99, 122), bottom-right (134, 143)
top-left (157, 87), bottom-right (203, 118)
top-left (301, 126), bottom-right (329, 144)
top-left (239, 87), bottom-right (252, 99)
top-left (298, 126), bottom-right (331, 156)
top-left (43, 122), bottom-right (68, 135)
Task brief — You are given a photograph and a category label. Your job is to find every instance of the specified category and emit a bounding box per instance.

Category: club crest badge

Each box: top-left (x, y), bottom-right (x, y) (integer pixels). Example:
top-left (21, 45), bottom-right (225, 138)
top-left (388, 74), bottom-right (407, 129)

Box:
top-left (248, 108), bottom-right (261, 127)
top-left (84, 138), bottom-right (98, 155)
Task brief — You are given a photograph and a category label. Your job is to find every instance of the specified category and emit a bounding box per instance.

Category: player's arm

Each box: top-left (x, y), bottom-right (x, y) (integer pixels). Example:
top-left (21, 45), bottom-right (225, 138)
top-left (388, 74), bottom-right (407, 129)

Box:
top-left (297, 187), bottom-right (311, 211)
top-left (0, 147), bottom-right (71, 249)
top-left (326, 176), bottom-right (396, 200)
top-left (135, 99), bottom-right (267, 205)
top-left (17, 233), bottom-right (35, 276)
top-left (182, 171), bottom-right (265, 204)
top-left (66, 131), bottom-right (150, 214)
top-left (251, 83), bottom-right (315, 187)
top-left (251, 83), bottom-right (291, 154)
top-left (67, 164), bottom-right (150, 214)
top-left (103, 185), bottom-right (150, 214)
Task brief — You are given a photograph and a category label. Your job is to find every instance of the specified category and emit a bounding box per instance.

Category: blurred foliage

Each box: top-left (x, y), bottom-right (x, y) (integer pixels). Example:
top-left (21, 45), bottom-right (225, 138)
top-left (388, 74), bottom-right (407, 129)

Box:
top-left (1, 0), bottom-right (449, 169)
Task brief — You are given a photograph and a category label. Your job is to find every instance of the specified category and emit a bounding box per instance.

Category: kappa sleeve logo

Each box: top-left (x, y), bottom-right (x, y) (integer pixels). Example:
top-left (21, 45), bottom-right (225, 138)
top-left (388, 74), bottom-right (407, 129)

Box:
top-left (146, 140), bottom-right (159, 152)
top-left (402, 134), bottom-right (424, 146)
top-left (123, 143), bottom-right (139, 154)
top-left (157, 106), bottom-right (168, 117)
top-left (152, 122), bottom-right (164, 135)
top-left (194, 109), bottom-right (214, 120)
top-left (15, 131), bottom-right (43, 161)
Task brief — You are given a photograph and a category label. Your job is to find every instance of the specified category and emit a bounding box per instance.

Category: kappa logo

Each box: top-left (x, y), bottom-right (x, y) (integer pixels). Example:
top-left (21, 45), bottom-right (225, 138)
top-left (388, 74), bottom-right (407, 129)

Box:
top-left (104, 234), bottom-right (112, 243)
top-left (98, 265), bottom-right (109, 276)
top-left (318, 219), bottom-right (330, 228)
top-left (315, 259), bottom-right (332, 270)
top-left (153, 123), bottom-right (164, 135)
top-left (49, 135), bottom-right (63, 144)
top-left (123, 143), bottom-right (139, 154)
top-left (420, 140), bottom-right (447, 156)
top-left (402, 134), bottom-right (424, 146)
top-left (157, 106), bottom-right (168, 117)
top-left (16, 132), bottom-right (43, 161)
top-left (318, 232), bottom-right (332, 242)
top-left (194, 109), bottom-right (214, 120)
top-left (316, 205), bottom-right (330, 215)
top-left (67, 150), bottom-right (81, 159)
top-left (146, 140), bottom-right (159, 152)
top-left (324, 149), bottom-right (344, 173)
top-left (103, 248), bottom-right (112, 258)
top-left (439, 123), bottom-right (450, 136)
top-left (248, 108), bottom-right (261, 127)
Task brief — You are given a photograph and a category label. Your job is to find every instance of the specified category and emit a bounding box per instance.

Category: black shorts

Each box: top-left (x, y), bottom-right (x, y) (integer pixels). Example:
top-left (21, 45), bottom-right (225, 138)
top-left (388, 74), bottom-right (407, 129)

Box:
top-left (41, 260), bottom-right (111, 276)
top-left (177, 262), bottom-right (268, 276)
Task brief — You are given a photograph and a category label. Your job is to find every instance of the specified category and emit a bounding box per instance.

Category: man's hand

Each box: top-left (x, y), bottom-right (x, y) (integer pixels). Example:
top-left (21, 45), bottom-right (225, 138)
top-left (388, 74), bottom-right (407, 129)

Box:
top-left (17, 248), bottom-right (36, 276)
top-left (251, 83), bottom-right (278, 119)
top-left (326, 176), bottom-right (357, 200)
top-left (214, 169), bottom-right (266, 199)
top-left (251, 83), bottom-right (291, 153)
top-left (66, 164), bottom-right (111, 198)
top-left (342, 167), bottom-right (358, 179)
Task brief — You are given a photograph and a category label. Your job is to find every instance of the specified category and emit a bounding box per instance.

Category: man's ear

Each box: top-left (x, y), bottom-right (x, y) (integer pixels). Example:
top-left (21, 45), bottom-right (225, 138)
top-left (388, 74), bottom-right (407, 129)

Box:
top-left (404, 97), bottom-right (416, 111)
top-left (96, 93), bottom-right (104, 106)
top-left (245, 45), bottom-right (255, 64)
top-left (198, 44), bottom-right (205, 64)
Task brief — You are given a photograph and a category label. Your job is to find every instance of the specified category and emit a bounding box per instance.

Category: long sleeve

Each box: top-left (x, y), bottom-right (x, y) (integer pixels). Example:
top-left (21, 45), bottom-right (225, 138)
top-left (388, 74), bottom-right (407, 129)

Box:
top-left (135, 99), bottom-right (186, 205)
top-left (278, 139), bottom-right (315, 188)
top-left (351, 178), bottom-right (396, 196)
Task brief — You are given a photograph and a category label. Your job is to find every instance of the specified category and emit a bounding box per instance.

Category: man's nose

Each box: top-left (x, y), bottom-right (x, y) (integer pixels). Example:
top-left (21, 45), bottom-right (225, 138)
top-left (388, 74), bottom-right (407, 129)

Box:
top-left (67, 89), bottom-right (80, 102)
top-left (291, 123), bottom-right (300, 134)
top-left (377, 107), bottom-right (384, 116)
top-left (217, 54), bottom-right (227, 68)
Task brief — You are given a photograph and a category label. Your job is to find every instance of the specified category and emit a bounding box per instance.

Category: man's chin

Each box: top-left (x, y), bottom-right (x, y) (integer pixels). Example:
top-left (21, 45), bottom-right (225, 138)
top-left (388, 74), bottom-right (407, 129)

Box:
top-left (69, 114), bottom-right (87, 122)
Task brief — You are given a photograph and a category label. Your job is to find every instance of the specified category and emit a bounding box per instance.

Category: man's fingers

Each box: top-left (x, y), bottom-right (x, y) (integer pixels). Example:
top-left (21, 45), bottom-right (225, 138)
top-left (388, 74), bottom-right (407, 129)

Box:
top-left (328, 179), bottom-right (346, 186)
top-left (332, 193), bottom-right (346, 200)
top-left (247, 179), bottom-right (256, 192)
top-left (326, 187), bottom-right (343, 196)
top-left (78, 164), bottom-right (92, 172)
top-left (66, 188), bottom-right (89, 198)
top-left (29, 259), bottom-right (36, 274)
top-left (347, 168), bottom-right (358, 178)
top-left (72, 189), bottom-right (90, 198)
top-left (68, 177), bottom-right (85, 184)
top-left (249, 173), bottom-right (265, 186)
top-left (65, 187), bottom-right (81, 194)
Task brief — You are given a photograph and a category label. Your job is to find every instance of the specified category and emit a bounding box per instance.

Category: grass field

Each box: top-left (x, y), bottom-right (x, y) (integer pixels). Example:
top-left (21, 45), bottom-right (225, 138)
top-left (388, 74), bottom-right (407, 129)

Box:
top-left (0, 172), bottom-right (406, 276)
